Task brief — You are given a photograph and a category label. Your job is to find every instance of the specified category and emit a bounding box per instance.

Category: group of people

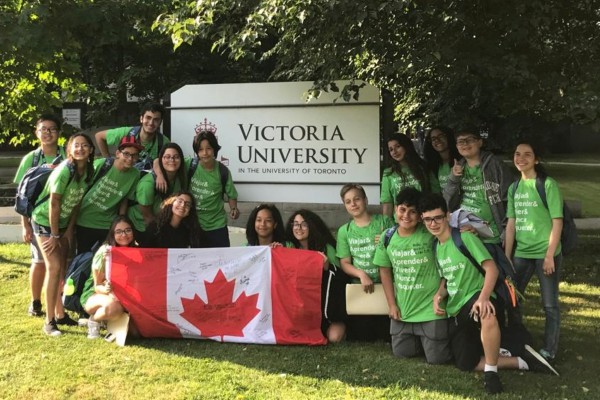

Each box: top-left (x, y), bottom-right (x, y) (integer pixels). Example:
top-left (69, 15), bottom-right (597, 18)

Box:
top-left (15, 107), bottom-right (565, 394)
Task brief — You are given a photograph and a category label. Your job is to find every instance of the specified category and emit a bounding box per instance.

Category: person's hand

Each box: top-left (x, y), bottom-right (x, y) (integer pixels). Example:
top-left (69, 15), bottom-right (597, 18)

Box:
top-left (104, 281), bottom-right (112, 294)
top-left (359, 272), bottom-right (374, 294)
top-left (318, 251), bottom-right (329, 270)
top-left (63, 228), bottom-right (75, 249)
top-left (374, 234), bottom-right (381, 246)
top-left (229, 207), bottom-right (240, 220)
top-left (452, 158), bottom-right (464, 177)
top-left (155, 174), bottom-right (167, 193)
top-left (471, 296), bottom-right (496, 320)
top-left (433, 293), bottom-right (447, 316)
top-left (42, 236), bottom-right (60, 255)
top-left (269, 242), bottom-right (283, 248)
top-left (389, 304), bottom-right (401, 320)
top-left (459, 224), bottom-right (477, 234)
top-left (543, 255), bottom-right (555, 275)
top-left (22, 224), bottom-right (33, 243)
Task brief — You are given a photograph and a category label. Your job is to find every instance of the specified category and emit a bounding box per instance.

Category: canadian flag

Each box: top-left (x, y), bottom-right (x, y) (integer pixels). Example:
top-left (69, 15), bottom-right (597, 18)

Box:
top-left (109, 246), bottom-right (327, 345)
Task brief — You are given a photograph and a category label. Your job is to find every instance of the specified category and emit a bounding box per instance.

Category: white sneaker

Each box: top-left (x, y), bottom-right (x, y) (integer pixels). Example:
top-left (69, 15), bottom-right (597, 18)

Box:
top-left (87, 320), bottom-right (101, 339)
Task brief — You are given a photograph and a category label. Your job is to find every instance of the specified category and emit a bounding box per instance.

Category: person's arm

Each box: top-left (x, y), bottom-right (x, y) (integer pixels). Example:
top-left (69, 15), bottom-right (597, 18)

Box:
top-left (21, 216), bottom-right (33, 244)
top-left (92, 252), bottom-right (111, 295)
top-left (152, 158), bottom-right (167, 193)
top-left (504, 218), bottom-right (516, 260)
top-left (95, 130), bottom-right (110, 158)
top-left (140, 205), bottom-right (155, 227)
top-left (380, 267), bottom-right (400, 320)
top-left (42, 193), bottom-right (63, 255)
top-left (433, 279), bottom-right (448, 316)
top-left (118, 198), bottom-right (128, 216)
top-left (543, 218), bottom-right (563, 275)
top-left (471, 259), bottom-right (498, 320)
top-left (64, 203), bottom-right (81, 250)
top-left (382, 203), bottom-right (394, 218)
top-left (340, 256), bottom-right (374, 293)
top-left (443, 159), bottom-right (463, 211)
top-left (228, 198), bottom-right (239, 220)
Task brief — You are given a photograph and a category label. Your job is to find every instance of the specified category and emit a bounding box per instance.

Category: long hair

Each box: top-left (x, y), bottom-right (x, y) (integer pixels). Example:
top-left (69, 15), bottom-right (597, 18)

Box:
top-left (384, 133), bottom-right (432, 192)
top-left (193, 130), bottom-right (222, 157)
top-left (285, 209), bottom-right (336, 252)
top-left (514, 140), bottom-right (548, 180)
top-left (245, 204), bottom-right (285, 246)
top-left (156, 192), bottom-right (206, 247)
top-left (105, 215), bottom-right (137, 247)
top-left (158, 143), bottom-right (187, 194)
top-left (423, 126), bottom-right (460, 173)
top-left (66, 133), bottom-right (95, 183)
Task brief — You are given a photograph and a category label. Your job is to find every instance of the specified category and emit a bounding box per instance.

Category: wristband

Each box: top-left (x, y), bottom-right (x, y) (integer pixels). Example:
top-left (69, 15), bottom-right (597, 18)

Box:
top-left (50, 234), bottom-right (61, 239)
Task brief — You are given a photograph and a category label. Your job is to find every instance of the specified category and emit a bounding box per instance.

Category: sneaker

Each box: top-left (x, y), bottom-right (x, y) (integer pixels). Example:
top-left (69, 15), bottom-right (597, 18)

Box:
top-left (28, 300), bottom-right (45, 317)
top-left (56, 314), bottom-right (78, 326)
top-left (42, 319), bottom-right (62, 337)
top-left (539, 348), bottom-right (555, 363)
top-left (523, 344), bottom-right (560, 376)
top-left (484, 371), bottom-right (503, 394)
top-left (78, 317), bottom-right (89, 327)
top-left (87, 320), bottom-right (101, 339)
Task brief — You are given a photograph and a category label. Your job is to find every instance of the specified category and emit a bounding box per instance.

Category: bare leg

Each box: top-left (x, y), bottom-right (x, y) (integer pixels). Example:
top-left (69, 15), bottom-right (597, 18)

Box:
top-left (327, 322), bottom-right (346, 343)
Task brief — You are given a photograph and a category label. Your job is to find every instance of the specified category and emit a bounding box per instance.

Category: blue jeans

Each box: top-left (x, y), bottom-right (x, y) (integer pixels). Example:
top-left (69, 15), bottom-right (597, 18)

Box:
top-left (513, 254), bottom-right (562, 358)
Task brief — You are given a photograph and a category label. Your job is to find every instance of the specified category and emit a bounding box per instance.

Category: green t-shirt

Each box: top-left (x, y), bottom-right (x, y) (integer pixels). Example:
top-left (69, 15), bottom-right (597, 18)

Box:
top-left (373, 224), bottom-right (445, 323)
top-left (80, 243), bottom-right (110, 308)
top-left (507, 177), bottom-right (563, 258)
top-left (336, 214), bottom-right (395, 283)
top-left (127, 173), bottom-right (183, 232)
top-left (435, 231), bottom-right (492, 317)
top-left (76, 158), bottom-right (140, 229)
top-left (437, 163), bottom-right (451, 191)
top-left (380, 167), bottom-right (440, 204)
top-left (13, 147), bottom-right (67, 184)
top-left (459, 165), bottom-right (500, 243)
top-left (325, 243), bottom-right (340, 268)
top-left (186, 158), bottom-right (238, 231)
top-left (31, 161), bottom-right (89, 229)
top-left (105, 126), bottom-right (170, 160)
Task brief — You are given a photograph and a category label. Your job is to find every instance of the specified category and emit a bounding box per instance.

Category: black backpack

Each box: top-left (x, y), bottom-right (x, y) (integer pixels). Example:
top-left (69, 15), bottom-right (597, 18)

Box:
top-left (433, 228), bottom-right (520, 309)
top-left (188, 157), bottom-right (230, 200)
top-left (14, 156), bottom-right (72, 217)
top-left (513, 176), bottom-right (578, 256)
top-left (127, 126), bottom-right (164, 171)
top-left (63, 242), bottom-right (101, 313)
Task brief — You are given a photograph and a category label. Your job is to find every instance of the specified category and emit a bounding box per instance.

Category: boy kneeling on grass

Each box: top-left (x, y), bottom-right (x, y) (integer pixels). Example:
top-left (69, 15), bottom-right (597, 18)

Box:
top-left (419, 193), bottom-right (558, 395)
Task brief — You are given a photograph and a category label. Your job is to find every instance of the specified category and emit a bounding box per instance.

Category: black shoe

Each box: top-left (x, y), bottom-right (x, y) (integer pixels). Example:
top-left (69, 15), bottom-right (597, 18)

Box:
top-left (42, 319), bottom-right (62, 337)
top-left (484, 371), bottom-right (503, 394)
top-left (28, 300), bottom-right (44, 317)
top-left (56, 314), bottom-right (78, 326)
top-left (523, 344), bottom-right (560, 376)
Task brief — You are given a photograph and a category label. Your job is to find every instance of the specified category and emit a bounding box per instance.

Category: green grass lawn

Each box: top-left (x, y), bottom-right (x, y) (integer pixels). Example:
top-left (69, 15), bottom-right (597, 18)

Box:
top-left (1, 232), bottom-right (599, 400)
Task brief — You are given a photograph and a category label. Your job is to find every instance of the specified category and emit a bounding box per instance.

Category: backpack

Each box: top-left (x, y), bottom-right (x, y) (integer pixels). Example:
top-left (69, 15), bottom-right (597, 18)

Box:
top-left (88, 157), bottom-right (115, 189)
top-left (513, 176), bottom-right (577, 255)
top-left (14, 156), bottom-right (71, 217)
top-left (127, 126), bottom-right (164, 171)
top-left (63, 242), bottom-right (101, 313)
top-left (383, 225), bottom-right (398, 248)
top-left (188, 157), bottom-right (230, 200)
top-left (433, 228), bottom-right (520, 309)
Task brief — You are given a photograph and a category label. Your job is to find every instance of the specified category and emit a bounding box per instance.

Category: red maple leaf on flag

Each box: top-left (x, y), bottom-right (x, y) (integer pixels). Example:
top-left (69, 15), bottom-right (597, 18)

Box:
top-left (179, 269), bottom-right (261, 341)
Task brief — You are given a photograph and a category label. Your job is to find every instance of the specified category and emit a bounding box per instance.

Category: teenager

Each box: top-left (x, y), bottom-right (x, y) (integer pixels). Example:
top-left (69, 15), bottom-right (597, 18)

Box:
top-left (285, 209), bottom-right (348, 342)
top-left (81, 216), bottom-right (139, 339)
top-left (381, 133), bottom-right (439, 218)
top-left (31, 133), bottom-right (95, 336)
top-left (420, 193), bottom-right (559, 394)
top-left (245, 204), bottom-right (287, 247)
top-left (13, 114), bottom-right (67, 317)
top-left (336, 183), bottom-right (394, 341)
top-left (505, 141), bottom-right (563, 362)
top-left (373, 188), bottom-right (451, 364)
top-left (423, 126), bottom-right (461, 190)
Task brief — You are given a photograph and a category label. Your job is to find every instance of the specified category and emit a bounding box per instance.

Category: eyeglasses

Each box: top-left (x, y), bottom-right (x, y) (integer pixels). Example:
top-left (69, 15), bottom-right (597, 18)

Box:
top-left (174, 198), bottom-right (193, 209)
top-left (72, 143), bottom-right (91, 150)
top-left (292, 222), bottom-right (308, 230)
top-left (429, 134), bottom-right (446, 143)
top-left (120, 151), bottom-right (140, 160)
top-left (456, 137), bottom-right (479, 146)
top-left (115, 228), bottom-right (133, 236)
top-left (38, 127), bottom-right (59, 134)
top-left (162, 155), bottom-right (181, 161)
top-left (422, 215), bottom-right (446, 226)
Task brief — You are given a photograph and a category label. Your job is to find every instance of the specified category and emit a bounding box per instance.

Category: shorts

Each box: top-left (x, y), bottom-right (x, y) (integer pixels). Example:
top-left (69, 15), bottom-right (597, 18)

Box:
top-left (390, 319), bottom-right (452, 365)
top-left (31, 221), bottom-right (53, 237)
top-left (449, 292), bottom-right (501, 371)
top-left (30, 238), bottom-right (44, 263)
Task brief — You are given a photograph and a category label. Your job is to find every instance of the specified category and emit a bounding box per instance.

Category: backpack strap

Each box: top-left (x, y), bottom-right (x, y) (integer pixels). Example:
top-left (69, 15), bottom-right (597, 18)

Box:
top-left (188, 157), bottom-right (199, 186)
top-left (535, 176), bottom-right (549, 209)
top-left (383, 225), bottom-right (398, 248)
top-left (87, 158), bottom-right (115, 192)
top-left (32, 148), bottom-right (44, 167)
top-left (32, 161), bottom-right (75, 210)
top-left (450, 228), bottom-right (485, 277)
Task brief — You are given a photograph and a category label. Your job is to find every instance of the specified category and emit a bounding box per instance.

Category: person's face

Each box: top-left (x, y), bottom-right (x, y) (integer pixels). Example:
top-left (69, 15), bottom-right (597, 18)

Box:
top-left (455, 134), bottom-right (482, 158)
top-left (69, 137), bottom-right (92, 161)
top-left (395, 203), bottom-right (419, 231)
top-left (172, 194), bottom-right (193, 218)
top-left (429, 129), bottom-right (448, 153)
top-left (292, 214), bottom-right (309, 242)
top-left (140, 111), bottom-right (162, 135)
top-left (388, 140), bottom-right (406, 163)
top-left (161, 148), bottom-right (182, 173)
top-left (36, 120), bottom-right (60, 145)
top-left (343, 188), bottom-right (367, 217)
top-left (255, 209), bottom-right (275, 240)
top-left (513, 144), bottom-right (537, 174)
top-left (113, 221), bottom-right (134, 247)
top-left (197, 139), bottom-right (215, 166)
top-left (421, 209), bottom-right (448, 237)
top-left (116, 146), bottom-right (140, 169)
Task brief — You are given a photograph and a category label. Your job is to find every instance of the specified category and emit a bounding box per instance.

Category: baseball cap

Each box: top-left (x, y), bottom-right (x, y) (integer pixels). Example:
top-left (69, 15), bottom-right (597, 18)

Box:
top-left (118, 135), bottom-right (144, 151)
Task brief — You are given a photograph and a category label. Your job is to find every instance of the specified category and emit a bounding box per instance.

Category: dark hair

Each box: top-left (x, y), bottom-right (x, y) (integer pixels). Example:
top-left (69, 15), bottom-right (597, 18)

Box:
top-left (158, 143), bottom-right (188, 195)
top-left (423, 126), bottom-right (460, 174)
top-left (155, 192), bottom-right (206, 247)
top-left (245, 204), bottom-right (285, 246)
top-left (418, 193), bottom-right (448, 215)
top-left (106, 215), bottom-right (137, 247)
top-left (66, 133), bottom-right (95, 183)
top-left (385, 133), bottom-right (433, 192)
top-left (340, 183), bottom-right (367, 200)
top-left (455, 127), bottom-right (481, 139)
top-left (140, 102), bottom-right (165, 119)
top-left (514, 140), bottom-right (548, 179)
top-left (395, 187), bottom-right (423, 209)
top-left (285, 209), bottom-right (336, 252)
top-left (193, 130), bottom-right (222, 158)
top-left (35, 114), bottom-right (62, 130)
